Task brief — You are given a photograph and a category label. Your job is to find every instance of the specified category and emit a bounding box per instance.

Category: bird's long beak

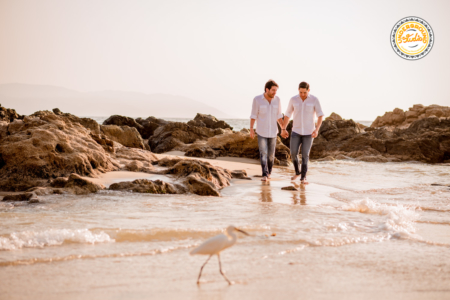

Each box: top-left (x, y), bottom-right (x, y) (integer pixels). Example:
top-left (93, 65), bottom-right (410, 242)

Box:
top-left (236, 228), bottom-right (250, 236)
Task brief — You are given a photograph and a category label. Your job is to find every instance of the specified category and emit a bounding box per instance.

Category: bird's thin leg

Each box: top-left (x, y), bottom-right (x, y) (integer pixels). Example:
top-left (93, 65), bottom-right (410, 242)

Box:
top-left (217, 254), bottom-right (232, 285)
top-left (197, 255), bottom-right (212, 284)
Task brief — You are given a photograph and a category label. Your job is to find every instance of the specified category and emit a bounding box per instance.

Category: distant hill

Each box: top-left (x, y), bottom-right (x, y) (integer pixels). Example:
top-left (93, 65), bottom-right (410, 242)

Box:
top-left (0, 83), bottom-right (233, 119)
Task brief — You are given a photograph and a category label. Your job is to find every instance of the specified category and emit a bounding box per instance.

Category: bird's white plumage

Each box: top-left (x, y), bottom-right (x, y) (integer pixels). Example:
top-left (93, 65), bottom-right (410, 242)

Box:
top-left (190, 225), bottom-right (249, 284)
top-left (190, 233), bottom-right (236, 255)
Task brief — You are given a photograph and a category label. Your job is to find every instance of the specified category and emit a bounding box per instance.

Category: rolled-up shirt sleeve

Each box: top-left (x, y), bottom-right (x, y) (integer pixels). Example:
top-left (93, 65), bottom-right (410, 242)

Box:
top-left (277, 100), bottom-right (283, 119)
top-left (315, 98), bottom-right (324, 117)
top-left (285, 99), bottom-right (294, 118)
top-left (250, 98), bottom-right (258, 119)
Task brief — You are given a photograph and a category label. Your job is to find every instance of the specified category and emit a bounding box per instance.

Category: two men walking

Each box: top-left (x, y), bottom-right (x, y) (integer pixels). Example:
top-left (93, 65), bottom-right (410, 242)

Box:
top-left (250, 80), bottom-right (324, 183)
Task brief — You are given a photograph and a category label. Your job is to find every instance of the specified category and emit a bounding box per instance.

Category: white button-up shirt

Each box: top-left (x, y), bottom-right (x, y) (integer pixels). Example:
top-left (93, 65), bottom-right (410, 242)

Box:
top-left (250, 94), bottom-right (283, 138)
top-left (285, 94), bottom-right (324, 135)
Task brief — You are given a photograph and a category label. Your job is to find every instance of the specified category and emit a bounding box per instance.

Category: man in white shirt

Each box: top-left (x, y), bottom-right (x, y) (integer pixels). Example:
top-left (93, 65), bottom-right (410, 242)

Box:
top-left (283, 81), bottom-right (324, 184)
top-left (250, 80), bottom-right (286, 181)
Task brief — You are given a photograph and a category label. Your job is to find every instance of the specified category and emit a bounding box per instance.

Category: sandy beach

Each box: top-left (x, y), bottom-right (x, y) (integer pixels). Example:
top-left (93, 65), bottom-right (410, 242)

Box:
top-left (1, 152), bottom-right (449, 300)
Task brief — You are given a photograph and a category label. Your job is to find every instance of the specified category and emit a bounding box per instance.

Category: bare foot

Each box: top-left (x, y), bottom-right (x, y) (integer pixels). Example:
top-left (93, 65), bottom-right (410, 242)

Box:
top-left (267, 174), bottom-right (271, 179)
top-left (291, 175), bottom-right (300, 180)
top-left (300, 178), bottom-right (309, 185)
top-left (261, 176), bottom-right (267, 181)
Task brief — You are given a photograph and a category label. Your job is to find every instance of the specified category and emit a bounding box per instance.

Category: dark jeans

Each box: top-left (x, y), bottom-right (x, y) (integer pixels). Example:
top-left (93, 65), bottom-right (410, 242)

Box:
top-left (257, 134), bottom-right (277, 177)
top-left (290, 132), bottom-right (313, 180)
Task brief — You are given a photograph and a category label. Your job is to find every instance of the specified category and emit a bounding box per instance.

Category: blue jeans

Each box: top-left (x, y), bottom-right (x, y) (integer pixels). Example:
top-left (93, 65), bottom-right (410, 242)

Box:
top-left (290, 132), bottom-right (313, 180)
top-left (257, 134), bottom-right (277, 177)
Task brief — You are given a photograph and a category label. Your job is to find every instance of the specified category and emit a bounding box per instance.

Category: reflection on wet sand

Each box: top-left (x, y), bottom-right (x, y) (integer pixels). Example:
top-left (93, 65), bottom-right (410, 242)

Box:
top-left (260, 182), bottom-right (273, 202)
top-left (292, 183), bottom-right (307, 205)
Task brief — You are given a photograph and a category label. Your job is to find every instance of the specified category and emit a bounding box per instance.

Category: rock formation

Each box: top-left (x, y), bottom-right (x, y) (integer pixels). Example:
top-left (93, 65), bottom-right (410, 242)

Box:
top-left (311, 117), bottom-right (450, 163)
top-left (0, 112), bottom-right (119, 191)
top-left (185, 131), bottom-right (291, 166)
top-left (189, 113), bottom-right (233, 130)
top-left (371, 104), bottom-right (450, 128)
top-left (109, 179), bottom-right (183, 194)
top-left (149, 122), bottom-right (230, 153)
top-left (100, 125), bottom-right (147, 150)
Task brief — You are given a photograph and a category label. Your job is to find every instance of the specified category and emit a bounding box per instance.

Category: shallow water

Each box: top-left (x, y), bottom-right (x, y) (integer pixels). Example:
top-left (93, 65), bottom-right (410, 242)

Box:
top-left (1, 160), bottom-right (449, 299)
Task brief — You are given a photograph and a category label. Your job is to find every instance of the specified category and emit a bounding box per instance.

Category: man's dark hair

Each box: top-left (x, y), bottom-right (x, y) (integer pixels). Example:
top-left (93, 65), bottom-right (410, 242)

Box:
top-left (299, 81), bottom-right (310, 90)
top-left (265, 80), bottom-right (279, 92)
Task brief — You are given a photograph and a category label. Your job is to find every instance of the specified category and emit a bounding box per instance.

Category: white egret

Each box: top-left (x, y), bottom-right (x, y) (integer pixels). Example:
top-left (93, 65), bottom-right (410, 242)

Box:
top-left (190, 225), bottom-right (249, 284)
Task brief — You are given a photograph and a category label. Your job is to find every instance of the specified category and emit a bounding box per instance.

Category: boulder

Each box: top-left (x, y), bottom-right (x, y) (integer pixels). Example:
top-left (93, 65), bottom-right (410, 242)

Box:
top-left (325, 112), bottom-right (343, 121)
top-left (231, 170), bottom-right (251, 180)
top-left (101, 125), bottom-right (146, 149)
top-left (281, 186), bottom-right (298, 191)
top-left (193, 113), bottom-right (233, 130)
top-left (53, 108), bottom-right (62, 115)
top-left (2, 192), bottom-right (37, 201)
top-left (149, 122), bottom-right (229, 153)
top-left (109, 179), bottom-right (183, 194)
top-left (185, 131), bottom-right (291, 166)
top-left (371, 108), bottom-right (406, 128)
top-left (0, 112), bottom-right (118, 191)
top-left (103, 115), bottom-right (144, 132)
top-left (309, 116), bottom-right (450, 163)
top-left (0, 104), bottom-right (22, 123)
top-left (64, 174), bottom-right (105, 194)
top-left (135, 117), bottom-right (171, 139)
top-left (160, 158), bottom-right (232, 196)
top-left (371, 104), bottom-right (450, 128)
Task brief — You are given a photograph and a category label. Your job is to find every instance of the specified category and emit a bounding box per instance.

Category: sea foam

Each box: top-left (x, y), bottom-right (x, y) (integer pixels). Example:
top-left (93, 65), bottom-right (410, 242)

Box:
top-left (0, 228), bottom-right (114, 251)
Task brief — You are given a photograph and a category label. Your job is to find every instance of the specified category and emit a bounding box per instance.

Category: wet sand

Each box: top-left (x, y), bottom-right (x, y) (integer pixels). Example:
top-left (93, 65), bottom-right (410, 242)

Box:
top-left (1, 154), bottom-right (450, 300)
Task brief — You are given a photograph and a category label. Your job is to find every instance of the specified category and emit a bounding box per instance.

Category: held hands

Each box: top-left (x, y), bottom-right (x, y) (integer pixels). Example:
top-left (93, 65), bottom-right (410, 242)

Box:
top-left (281, 129), bottom-right (289, 139)
top-left (250, 128), bottom-right (255, 139)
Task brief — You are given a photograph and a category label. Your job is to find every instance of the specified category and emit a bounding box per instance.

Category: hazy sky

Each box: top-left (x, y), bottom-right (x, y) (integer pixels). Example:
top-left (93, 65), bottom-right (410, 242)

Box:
top-left (1, 0), bottom-right (449, 120)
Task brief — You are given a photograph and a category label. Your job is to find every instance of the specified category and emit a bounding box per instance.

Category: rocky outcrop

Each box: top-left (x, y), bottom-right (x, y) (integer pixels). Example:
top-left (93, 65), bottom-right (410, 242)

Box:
top-left (185, 131), bottom-right (291, 166)
top-left (149, 122), bottom-right (230, 153)
top-left (310, 117), bottom-right (450, 163)
top-left (2, 192), bottom-right (37, 202)
top-left (109, 179), bottom-right (183, 194)
top-left (135, 116), bottom-right (171, 139)
top-left (159, 158), bottom-right (232, 196)
top-left (100, 125), bottom-right (146, 149)
top-left (189, 113), bottom-right (233, 130)
top-left (48, 174), bottom-right (105, 195)
top-left (0, 104), bottom-right (22, 123)
top-left (325, 112), bottom-right (343, 121)
top-left (371, 104), bottom-right (450, 128)
top-left (0, 112), bottom-right (119, 191)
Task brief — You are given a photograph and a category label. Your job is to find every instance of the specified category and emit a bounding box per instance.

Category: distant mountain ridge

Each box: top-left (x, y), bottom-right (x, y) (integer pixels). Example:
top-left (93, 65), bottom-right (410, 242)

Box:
top-left (0, 83), bottom-right (233, 119)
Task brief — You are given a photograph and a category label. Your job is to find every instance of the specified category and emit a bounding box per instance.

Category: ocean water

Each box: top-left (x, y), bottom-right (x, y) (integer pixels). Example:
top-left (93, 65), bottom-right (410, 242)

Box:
top-left (1, 159), bottom-right (449, 299)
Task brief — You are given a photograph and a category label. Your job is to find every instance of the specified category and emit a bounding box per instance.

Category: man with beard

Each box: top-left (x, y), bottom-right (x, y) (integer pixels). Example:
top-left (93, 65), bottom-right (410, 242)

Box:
top-left (250, 80), bottom-right (286, 181)
top-left (283, 81), bottom-right (324, 184)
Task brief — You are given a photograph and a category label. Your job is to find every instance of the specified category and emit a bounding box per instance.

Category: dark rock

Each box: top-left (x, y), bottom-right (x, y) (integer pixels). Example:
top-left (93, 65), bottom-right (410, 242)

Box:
top-left (109, 179), bottom-right (183, 194)
top-left (162, 158), bottom-right (232, 196)
top-left (231, 170), bottom-right (251, 180)
top-left (50, 177), bottom-right (69, 188)
top-left (0, 104), bottom-right (22, 123)
top-left (64, 173), bottom-right (105, 194)
top-left (149, 122), bottom-right (227, 153)
top-left (193, 113), bottom-right (233, 130)
top-left (281, 186), bottom-right (298, 191)
top-left (103, 115), bottom-right (143, 131)
top-left (100, 125), bottom-right (146, 149)
top-left (2, 192), bottom-right (36, 201)
top-left (135, 116), bottom-right (171, 139)
top-left (184, 174), bottom-right (220, 196)
top-left (53, 108), bottom-right (62, 115)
